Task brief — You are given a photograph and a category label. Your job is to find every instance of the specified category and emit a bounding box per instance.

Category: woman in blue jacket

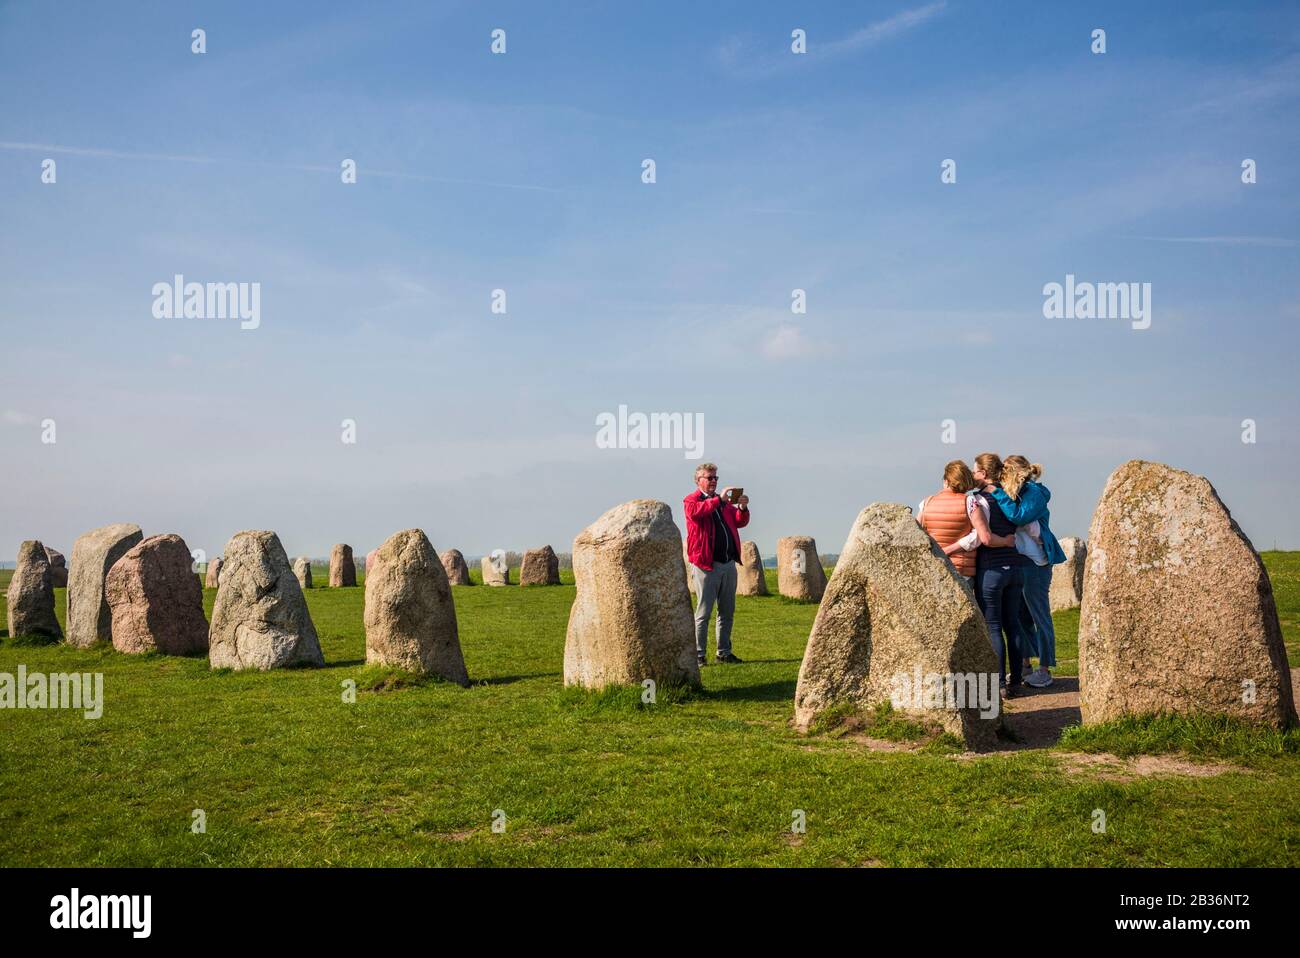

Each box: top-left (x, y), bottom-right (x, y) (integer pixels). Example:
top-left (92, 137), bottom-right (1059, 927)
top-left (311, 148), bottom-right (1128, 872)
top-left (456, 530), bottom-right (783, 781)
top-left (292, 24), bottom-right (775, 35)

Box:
top-left (989, 456), bottom-right (1066, 688)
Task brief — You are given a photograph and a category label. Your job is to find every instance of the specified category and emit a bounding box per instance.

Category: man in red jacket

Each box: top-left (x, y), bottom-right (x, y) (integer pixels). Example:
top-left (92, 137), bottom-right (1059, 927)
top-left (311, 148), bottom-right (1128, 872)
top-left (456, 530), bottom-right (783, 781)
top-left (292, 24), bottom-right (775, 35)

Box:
top-left (683, 462), bottom-right (751, 666)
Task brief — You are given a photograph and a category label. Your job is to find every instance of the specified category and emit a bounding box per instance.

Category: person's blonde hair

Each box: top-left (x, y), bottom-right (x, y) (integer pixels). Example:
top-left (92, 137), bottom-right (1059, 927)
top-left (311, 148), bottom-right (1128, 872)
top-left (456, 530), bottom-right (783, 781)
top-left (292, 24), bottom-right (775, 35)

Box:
top-left (974, 452), bottom-right (1003, 484)
top-left (694, 462), bottom-right (718, 480)
top-left (1002, 455), bottom-right (1043, 500)
top-left (943, 460), bottom-right (976, 493)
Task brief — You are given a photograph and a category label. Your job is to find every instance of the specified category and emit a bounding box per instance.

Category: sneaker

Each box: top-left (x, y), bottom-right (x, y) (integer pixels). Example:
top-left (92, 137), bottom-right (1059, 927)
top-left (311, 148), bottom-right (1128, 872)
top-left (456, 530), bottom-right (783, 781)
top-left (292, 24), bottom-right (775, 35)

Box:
top-left (1025, 668), bottom-right (1053, 688)
top-left (715, 652), bottom-right (743, 664)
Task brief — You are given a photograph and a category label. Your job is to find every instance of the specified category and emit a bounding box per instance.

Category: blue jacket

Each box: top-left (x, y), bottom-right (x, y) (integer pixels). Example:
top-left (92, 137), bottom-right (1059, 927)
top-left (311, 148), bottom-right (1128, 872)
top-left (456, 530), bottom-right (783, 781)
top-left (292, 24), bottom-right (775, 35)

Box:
top-left (989, 480), bottom-right (1067, 565)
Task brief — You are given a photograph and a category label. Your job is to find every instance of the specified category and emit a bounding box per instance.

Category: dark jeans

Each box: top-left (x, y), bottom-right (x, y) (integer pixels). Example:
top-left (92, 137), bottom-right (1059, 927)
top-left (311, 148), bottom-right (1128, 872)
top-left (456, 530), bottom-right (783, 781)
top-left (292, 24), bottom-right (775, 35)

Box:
top-left (976, 565), bottom-right (1025, 687)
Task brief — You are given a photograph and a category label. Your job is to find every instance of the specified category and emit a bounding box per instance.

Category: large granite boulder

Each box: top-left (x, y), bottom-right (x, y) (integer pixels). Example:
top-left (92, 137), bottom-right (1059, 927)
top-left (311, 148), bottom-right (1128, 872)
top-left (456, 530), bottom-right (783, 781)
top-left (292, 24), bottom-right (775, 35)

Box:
top-left (778, 535), bottom-right (826, 601)
top-left (292, 556), bottom-right (313, 590)
top-left (481, 553), bottom-right (510, 586)
top-left (204, 557), bottom-right (223, 589)
top-left (520, 545), bottom-right (561, 586)
top-left (6, 540), bottom-right (62, 640)
top-left (1049, 537), bottom-right (1086, 611)
top-left (329, 543), bottom-right (356, 587)
top-left (737, 541), bottom-right (770, 596)
top-left (208, 531), bottom-right (324, 670)
top-left (441, 549), bottom-right (472, 586)
top-left (106, 534), bottom-right (209, 656)
top-left (67, 523), bottom-right (143, 648)
top-left (1079, 460), bottom-right (1295, 727)
top-left (364, 529), bottom-right (469, 685)
top-left (793, 504), bottom-right (1000, 748)
top-left (564, 500), bottom-right (700, 689)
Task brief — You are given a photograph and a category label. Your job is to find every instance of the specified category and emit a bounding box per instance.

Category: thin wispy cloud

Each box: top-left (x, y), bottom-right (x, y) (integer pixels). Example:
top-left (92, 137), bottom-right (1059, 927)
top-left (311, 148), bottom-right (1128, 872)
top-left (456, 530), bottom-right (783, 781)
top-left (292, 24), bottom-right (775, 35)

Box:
top-left (0, 141), bottom-right (566, 193)
top-left (717, 2), bottom-right (947, 78)
top-left (1133, 235), bottom-right (1299, 247)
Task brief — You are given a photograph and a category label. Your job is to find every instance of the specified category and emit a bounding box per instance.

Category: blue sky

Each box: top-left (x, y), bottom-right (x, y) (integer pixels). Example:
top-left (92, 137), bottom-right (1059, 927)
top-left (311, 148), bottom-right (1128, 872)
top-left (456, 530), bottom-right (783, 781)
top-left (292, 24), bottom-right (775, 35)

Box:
top-left (3, 0), bottom-right (1299, 564)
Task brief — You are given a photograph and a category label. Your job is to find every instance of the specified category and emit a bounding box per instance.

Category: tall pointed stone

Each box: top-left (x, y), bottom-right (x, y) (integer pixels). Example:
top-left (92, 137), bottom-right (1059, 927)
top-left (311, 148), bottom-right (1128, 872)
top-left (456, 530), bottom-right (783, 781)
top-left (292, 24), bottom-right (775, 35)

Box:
top-left (6, 540), bottom-right (62, 640)
top-left (364, 529), bottom-right (469, 686)
top-left (794, 504), bottom-right (1001, 749)
top-left (67, 523), bottom-right (143, 648)
top-left (1080, 460), bottom-right (1294, 727)
top-left (564, 500), bottom-right (700, 689)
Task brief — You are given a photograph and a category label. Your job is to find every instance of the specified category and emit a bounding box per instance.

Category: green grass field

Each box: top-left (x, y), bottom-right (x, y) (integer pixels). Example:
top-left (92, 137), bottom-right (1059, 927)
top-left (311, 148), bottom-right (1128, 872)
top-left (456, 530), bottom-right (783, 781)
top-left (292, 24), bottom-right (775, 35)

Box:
top-left (2, 555), bottom-right (1298, 866)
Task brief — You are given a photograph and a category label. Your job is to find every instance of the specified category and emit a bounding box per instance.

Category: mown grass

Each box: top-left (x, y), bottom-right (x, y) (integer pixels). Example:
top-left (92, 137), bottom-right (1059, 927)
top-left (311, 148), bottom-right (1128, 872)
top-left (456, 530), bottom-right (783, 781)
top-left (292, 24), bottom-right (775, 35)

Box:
top-left (0, 561), bottom-right (1297, 866)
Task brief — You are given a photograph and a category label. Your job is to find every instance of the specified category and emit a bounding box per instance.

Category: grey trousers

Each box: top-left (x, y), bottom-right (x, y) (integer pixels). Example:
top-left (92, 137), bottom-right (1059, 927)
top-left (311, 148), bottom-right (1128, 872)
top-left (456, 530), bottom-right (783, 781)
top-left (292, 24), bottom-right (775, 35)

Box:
top-left (692, 560), bottom-right (737, 657)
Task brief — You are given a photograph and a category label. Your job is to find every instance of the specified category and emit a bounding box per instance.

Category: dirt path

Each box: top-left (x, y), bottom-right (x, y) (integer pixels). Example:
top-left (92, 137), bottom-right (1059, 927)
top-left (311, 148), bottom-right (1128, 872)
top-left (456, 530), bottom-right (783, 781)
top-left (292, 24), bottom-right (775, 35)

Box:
top-left (996, 666), bottom-right (1300, 751)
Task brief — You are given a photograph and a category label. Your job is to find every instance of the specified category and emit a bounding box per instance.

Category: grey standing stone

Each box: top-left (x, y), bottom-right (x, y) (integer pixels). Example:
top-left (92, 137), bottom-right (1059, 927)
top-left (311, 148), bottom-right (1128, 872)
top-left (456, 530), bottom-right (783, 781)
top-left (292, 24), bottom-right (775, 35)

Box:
top-left (564, 500), bottom-right (700, 689)
top-left (67, 523), bottom-right (143, 648)
top-left (208, 530), bottom-right (324, 671)
top-left (364, 529), bottom-right (469, 685)
top-left (7, 540), bottom-right (62, 640)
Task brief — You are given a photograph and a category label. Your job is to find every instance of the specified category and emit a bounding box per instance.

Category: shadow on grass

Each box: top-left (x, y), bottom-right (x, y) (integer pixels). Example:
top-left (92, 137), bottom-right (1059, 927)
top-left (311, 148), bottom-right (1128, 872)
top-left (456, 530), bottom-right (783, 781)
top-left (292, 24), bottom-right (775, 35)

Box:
top-left (471, 672), bottom-right (559, 686)
top-left (708, 678), bottom-right (798, 703)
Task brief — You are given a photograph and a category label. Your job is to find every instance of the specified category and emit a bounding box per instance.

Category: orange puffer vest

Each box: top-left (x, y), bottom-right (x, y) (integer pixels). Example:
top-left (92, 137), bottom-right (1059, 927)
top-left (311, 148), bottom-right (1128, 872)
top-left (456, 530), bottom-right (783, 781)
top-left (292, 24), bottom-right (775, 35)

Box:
top-left (920, 489), bottom-right (975, 577)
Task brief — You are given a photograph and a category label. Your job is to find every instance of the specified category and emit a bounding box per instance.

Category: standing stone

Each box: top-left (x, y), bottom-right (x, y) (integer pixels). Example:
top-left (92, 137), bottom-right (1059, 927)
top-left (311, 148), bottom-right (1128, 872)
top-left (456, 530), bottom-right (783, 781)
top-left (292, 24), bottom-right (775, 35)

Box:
top-left (684, 543), bottom-right (696, 595)
top-left (208, 530), bottom-right (324, 671)
top-left (205, 557), bottom-right (223, 589)
top-left (441, 549), bottom-right (472, 586)
top-left (45, 546), bottom-right (69, 588)
top-left (329, 544), bottom-right (356, 587)
top-left (106, 534), bottom-right (209, 656)
top-left (520, 545), bottom-right (561, 586)
top-left (364, 529), bottom-right (469, 686)
top-left (481, 554), bottom-right (510, 586)
top-left (6, 540), bottom-right (62, 640)
top-left (67, 523), bottom-right (143, 648)
top-left (564, 500), bottom-right (700, 689)
top-left (1079, 460), bottom-right (1295, 727)
top-left (737, 541), bottom-right (770, 596)
top-left (1049, 537), bottom-right (1086, 611)
top-left (292, 556), bottom-right (313, 590)
top-left (793, 504), bottom-right (1000, 749)
top-left (778, 535), bottom-right (826, 601)
top-left (365, 548), bottom-right (379, 579)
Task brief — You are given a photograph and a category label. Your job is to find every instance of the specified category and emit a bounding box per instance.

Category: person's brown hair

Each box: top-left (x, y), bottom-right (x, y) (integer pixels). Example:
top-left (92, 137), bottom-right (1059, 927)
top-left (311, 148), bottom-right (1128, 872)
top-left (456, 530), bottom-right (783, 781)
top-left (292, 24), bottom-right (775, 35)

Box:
top-left (974, 452), bottom-right (1003, 484)
top-left (943, 460), bottom-right (976, 493)
top-left (1002, 455), bottom-right (1043, 500)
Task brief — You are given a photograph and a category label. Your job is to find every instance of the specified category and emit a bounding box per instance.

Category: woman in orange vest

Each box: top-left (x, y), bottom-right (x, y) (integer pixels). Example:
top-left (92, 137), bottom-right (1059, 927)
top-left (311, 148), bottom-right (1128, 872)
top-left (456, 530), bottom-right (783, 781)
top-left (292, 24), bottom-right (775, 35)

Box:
top-left (916, 460), bottom-right (981, 579)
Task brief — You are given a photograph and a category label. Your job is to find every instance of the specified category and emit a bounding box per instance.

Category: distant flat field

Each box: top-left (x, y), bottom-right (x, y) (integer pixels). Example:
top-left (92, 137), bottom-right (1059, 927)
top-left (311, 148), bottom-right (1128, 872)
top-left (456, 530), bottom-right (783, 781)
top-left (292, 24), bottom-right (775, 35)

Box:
top-left (1, 556), bottom-right (1297, 866)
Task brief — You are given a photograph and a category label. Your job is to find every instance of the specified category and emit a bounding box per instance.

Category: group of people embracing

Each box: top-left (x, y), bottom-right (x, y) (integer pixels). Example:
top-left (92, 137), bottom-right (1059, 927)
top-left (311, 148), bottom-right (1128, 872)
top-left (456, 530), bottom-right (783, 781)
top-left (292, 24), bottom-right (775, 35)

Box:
top-left (917, 453), bottom-right (1066, 697)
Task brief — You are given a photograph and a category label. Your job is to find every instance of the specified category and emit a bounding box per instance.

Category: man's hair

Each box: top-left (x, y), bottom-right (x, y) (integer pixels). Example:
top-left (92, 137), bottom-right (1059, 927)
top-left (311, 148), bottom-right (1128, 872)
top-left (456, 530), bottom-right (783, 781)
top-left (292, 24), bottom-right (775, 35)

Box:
top-left (694, 462), bottom-right (718, 480)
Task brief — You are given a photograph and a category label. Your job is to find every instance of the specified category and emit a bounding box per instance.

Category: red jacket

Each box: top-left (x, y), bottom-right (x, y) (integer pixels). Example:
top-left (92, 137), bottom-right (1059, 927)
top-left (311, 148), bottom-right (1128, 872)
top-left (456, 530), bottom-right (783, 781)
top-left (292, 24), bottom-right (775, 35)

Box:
top-left (683, 491), bottom-right (750, 570)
